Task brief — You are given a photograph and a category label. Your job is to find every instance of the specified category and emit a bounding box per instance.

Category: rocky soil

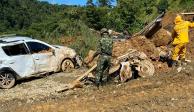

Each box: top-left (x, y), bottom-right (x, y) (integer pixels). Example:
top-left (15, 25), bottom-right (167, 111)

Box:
top-left (1, 64), bottom-right (194, 112)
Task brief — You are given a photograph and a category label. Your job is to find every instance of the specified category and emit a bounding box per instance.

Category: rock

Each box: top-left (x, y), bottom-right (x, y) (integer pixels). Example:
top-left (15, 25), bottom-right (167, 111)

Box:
top-left (151, 29), bottom-right (172, 47)
top-left (177, 67), bottom-right (183, 73)
top-left (84, 50), bottom-right (99, 67)
top-left (84, 50), bottom-right (96, 64)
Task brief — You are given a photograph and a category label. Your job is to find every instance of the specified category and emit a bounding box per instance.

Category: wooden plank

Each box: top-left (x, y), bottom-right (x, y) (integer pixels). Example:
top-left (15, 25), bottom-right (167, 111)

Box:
top-left (56, 64), bottom-right (97, 93)
top-left (181, 12), bottom-right (194, 15)
top-left (73, 64), bottom-right (97, 83)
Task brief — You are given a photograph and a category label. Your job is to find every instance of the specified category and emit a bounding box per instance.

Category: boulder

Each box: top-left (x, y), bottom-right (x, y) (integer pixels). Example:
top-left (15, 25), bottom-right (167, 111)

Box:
top-left (151, 29), bottom-right (172, 47)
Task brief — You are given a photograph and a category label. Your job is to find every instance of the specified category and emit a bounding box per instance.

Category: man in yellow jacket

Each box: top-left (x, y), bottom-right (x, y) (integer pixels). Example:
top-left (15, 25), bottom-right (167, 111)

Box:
top-left (170, 15), bottom-right (194, 66)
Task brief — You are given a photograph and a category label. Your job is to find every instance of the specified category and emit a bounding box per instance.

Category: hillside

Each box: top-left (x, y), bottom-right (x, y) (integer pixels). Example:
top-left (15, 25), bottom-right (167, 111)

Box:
top-left (1, 0), bottom-right (194, 112)
top-left (1, 0), bottom-right (194, 57)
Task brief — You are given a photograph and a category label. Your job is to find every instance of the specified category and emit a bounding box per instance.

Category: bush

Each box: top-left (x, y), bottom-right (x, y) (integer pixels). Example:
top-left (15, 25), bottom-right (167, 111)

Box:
top-left (69, 21), bottom-right (99, 57)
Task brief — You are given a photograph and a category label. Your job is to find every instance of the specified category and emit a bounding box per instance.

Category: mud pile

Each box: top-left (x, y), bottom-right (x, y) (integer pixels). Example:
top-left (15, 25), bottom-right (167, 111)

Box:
top-left (187, 29), bottom-right (194, 59)
top-left (113, 36), bottom-right (171, 74)
top-left (161, 12), bottom-right (177, 32)
top-left (113, 12), bottom-right (194, 74)
top-left (113, 36), bottom-right (159, 58)
top-left (151, 28), bottom-right (172, 47)
top-left (61, 37), bottom-right (76, 46)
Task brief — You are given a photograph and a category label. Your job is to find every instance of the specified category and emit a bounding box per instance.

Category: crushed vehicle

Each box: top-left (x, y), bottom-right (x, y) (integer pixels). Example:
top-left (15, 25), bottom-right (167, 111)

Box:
top-left (0, 35), bottom-right (82, 89)
top-left (113, 49), bottom-right (155, 78)
top-left (84, 49), bottom-right (155, 81)
top-left (56, 49), bottom-right (155, 92)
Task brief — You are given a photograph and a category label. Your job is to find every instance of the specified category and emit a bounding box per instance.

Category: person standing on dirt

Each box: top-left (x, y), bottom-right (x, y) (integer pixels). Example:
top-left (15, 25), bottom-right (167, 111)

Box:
top-left (170, 14), bottom-right (194, 66)
top-left (94, 28), bottom-right (113, 87)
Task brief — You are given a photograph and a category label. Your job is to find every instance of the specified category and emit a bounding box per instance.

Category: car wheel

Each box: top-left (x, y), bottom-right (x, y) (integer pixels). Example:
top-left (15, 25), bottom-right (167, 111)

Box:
top-left (61, 59), bottom-right (75, 72)
top-left (0, 72), bottom-right (16, 89)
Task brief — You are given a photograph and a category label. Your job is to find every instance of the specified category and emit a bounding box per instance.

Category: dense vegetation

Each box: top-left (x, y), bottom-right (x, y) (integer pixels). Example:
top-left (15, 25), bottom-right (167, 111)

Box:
top-left (0, 0), bottom-right (194, 56)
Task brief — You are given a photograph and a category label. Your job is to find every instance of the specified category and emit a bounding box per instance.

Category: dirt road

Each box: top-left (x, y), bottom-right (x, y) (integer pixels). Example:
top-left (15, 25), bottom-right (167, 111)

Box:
top-left (1, 64), bottom-right (194, 112)
top-left (0, 68), bottom-right (87, 112)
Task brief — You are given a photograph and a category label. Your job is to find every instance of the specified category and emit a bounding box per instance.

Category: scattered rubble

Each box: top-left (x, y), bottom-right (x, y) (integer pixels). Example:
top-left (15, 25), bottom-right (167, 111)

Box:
top-left (112, 36), bottom-right (171, 75)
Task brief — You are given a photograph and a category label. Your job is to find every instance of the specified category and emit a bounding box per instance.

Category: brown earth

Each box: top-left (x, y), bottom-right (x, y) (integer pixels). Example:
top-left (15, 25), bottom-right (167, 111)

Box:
top-left (162, 12), bottom-right (177, 32)
top-left (113, 36), bottom-right (171, 74)
top-left (113, 36), bottom-right (159, 58)
top-left (187, 29), bottom-right (194, 59)
top-left (61, 36), bottom-right (77, 46)
top-left (1, 64), bottom-right (194, 112)
top-left (151, 28), bottom-right (172, 47)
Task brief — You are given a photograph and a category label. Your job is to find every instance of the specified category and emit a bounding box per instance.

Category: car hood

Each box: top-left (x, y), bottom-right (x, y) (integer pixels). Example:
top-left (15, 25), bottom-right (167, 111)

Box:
top-left (52, 45), bottom-right (77, 57)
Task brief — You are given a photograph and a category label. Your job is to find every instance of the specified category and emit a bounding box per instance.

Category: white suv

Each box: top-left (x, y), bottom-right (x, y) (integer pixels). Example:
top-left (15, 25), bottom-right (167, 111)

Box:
top-left (0, 35), bottom-right (82, 89)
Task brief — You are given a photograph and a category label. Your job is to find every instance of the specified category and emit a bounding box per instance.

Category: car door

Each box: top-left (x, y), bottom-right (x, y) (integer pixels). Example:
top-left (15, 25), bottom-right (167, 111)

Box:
top-left (26, 41), bottom-right (57, 73)
top-left (2, 43), bottom-right (35, 77)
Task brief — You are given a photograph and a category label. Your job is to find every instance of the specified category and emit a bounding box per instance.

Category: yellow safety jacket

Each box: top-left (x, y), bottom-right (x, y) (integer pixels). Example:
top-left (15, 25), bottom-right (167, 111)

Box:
top-left (172, 16), bottom-right (194, 45)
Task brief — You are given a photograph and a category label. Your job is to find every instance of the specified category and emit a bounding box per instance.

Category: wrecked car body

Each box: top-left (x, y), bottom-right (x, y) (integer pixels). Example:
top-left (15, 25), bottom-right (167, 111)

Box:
top-left (84, 49), bottom-right (155, 82)
top-left (0, 35), bottom-right (82, 89)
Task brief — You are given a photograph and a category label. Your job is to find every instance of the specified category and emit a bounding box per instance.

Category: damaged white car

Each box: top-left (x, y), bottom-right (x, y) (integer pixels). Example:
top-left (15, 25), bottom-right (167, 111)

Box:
top-left (0, 35), bottom-right (82, 89)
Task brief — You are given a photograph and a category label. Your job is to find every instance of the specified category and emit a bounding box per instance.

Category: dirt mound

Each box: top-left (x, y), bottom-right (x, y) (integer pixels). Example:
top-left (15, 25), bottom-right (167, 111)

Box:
top-left (113, 36), bottom-right (172, 74)
top-left (61, 37), bottom-right (76, 46)
top-left (187, 29), bottom-right (194, 59)
top-left (162, 12), bottom-right (194, 31)
top-left (161, 12), bottom-right (177, 32)
top-left (151, 29), bottom-right (172, 47)
top-left (113, 36), bottom-right (159, 58)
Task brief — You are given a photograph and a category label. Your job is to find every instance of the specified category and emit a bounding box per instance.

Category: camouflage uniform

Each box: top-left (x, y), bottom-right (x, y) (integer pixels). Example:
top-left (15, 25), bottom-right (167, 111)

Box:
top-left (95, 32), bottom-right (113, 86)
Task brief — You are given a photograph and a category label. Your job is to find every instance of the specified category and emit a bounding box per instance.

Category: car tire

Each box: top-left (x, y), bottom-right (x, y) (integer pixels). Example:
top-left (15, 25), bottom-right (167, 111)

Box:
top-left (61, 59), bottom-right (75, 72)
top-left (0, 71), bottom-right (16, 89)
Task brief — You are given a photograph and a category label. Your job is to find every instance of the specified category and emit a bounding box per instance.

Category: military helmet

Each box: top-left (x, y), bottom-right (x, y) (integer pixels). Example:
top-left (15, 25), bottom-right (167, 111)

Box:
top-left (108, 29), bottom-right (113, 35)
top-left (101, 28), bottom-right (110, 38)
top-left (101, 28), bottom-right (108, 34)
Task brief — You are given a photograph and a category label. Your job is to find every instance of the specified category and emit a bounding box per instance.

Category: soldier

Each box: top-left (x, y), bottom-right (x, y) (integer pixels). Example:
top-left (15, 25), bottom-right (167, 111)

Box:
top-left (94, 28), bottom-right (113, 87)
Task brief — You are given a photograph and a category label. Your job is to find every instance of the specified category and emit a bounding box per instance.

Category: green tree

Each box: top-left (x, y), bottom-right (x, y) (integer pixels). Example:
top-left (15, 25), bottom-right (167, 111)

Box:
top-left (157, 0), bottom-right (169, 13)
top-left (98, 0), bottom-right (112, 7)
top-left (85, 6), bottom-right (102, 30)
top-left (86, 0), bottom-right (94, 6)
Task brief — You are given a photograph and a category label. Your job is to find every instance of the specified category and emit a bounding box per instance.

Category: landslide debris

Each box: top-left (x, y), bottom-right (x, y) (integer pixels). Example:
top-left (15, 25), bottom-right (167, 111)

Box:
top-left (151, 28), bottom-right (172, 47)
top-left (113, 36), bottom-right (159, 58)
top-left (112, 12), bottom-right (194, 74)
top-left (112, 36), bottom-right (171, 74)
